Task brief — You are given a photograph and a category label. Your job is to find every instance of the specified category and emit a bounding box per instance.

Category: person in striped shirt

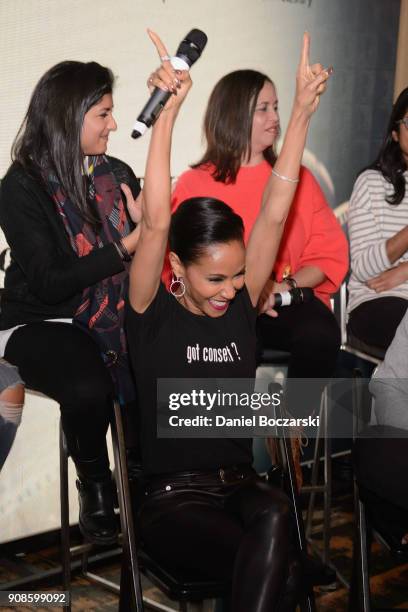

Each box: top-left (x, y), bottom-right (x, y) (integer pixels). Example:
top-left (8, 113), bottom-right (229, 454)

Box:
top-left (348, 87), bottom-right (408, 352)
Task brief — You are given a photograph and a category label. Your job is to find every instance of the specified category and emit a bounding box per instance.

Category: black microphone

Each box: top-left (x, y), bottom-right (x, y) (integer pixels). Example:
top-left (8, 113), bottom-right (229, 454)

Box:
top-left (273, 287), bottom-right (314, 308)
top-left (131, 29), bottom-right (208, 139)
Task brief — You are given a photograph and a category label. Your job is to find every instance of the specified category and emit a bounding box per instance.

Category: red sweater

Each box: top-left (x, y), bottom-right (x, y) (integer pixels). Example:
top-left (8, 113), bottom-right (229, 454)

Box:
top-left (167, 161), bottom-right (348, 309)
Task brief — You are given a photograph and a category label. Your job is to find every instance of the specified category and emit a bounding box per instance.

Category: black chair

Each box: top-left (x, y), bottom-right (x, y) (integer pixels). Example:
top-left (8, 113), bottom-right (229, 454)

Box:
top-left (258, 348), bottom-right (334, 570)
top-left (60, 401), bottom-right (227, 612)
top-left (60, 396), bottom-right (318, 611)
top-left (60, 399), bottom-right (144, 612)
top-left (348, 371), bottom-right (408, 612)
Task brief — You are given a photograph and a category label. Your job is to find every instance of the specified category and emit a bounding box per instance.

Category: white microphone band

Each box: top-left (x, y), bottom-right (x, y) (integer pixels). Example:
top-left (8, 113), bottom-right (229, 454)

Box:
top-left (170, 56), bottom-right (190, 71)
top-left (280, 291), bottom-right (292, 307)
top-left (131, 120), bottom-right (148, 136)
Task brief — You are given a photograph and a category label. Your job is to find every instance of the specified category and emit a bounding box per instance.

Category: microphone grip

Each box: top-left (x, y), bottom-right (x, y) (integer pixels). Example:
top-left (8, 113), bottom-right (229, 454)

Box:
top-left (131, 56), bottom-right (190, 139)
top-left (273, 287), bottom-right (314, 308)
top-left (131, 88), bottom-right (172, 138)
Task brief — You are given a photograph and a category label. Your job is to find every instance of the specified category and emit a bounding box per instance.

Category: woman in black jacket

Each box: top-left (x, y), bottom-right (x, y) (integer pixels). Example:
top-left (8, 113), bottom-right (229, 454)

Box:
top-left (0, 59), bottom-right (155, 544)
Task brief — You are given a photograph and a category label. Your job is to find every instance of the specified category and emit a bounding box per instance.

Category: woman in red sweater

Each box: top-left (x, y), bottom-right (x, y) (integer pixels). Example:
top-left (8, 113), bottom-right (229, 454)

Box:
top-left (170, 69), bottom-right (348, 440)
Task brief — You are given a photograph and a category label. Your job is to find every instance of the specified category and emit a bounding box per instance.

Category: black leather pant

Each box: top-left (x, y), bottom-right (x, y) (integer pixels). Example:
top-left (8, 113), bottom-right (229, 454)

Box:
top-left (138, 466), bottom-right (302, 611)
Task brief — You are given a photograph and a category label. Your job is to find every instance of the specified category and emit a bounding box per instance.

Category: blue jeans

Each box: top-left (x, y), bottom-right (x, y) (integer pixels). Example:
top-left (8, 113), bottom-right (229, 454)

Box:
top-left (0, 359), bottom-right (24, 471)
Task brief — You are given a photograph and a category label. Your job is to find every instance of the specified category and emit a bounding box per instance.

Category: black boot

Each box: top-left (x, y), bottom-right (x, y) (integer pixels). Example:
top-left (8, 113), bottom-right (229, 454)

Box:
top-left (75, 456), bottom-right (118, 546)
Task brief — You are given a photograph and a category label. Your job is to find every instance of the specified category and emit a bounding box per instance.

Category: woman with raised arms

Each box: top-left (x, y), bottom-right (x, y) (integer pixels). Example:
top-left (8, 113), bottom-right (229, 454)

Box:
top-left (127, 32), bottom-right (330, 611)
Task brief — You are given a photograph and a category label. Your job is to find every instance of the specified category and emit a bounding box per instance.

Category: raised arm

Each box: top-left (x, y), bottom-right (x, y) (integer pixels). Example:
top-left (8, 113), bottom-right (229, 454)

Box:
top-left (245, 33), bottom-right (332, 306)
top-left (128, 31), bottom-right (192, 313)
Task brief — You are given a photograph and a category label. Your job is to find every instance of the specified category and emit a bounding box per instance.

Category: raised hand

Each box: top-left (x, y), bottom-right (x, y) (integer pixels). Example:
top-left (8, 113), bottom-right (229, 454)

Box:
top-left (295, 32), bottom-right (332, 116)
top-left (146, 29), bottom-right (192, 112)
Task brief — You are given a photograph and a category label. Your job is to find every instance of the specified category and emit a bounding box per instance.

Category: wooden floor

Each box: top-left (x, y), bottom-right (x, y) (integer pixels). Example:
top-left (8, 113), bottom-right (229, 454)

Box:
top-left (1, 468), bottom-right (408, 611)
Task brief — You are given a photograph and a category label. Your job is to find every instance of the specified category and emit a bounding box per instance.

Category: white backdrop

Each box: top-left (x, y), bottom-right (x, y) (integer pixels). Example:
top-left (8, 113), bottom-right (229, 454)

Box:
top-left (0, 0), bottom-right (401, 541)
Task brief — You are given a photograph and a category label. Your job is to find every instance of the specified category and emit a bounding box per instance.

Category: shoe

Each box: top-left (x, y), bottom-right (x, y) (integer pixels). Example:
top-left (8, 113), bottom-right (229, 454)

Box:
top-left (75, 457), bottom-right (118, 546)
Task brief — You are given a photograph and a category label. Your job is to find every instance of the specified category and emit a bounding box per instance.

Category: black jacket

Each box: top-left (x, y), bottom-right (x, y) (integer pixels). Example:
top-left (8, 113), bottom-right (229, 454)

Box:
top-left (0, 157), bottom-right (140, 329)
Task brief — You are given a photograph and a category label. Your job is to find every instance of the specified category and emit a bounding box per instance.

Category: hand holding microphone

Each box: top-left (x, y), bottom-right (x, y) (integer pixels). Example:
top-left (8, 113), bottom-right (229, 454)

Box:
top-left (132, 28), bottom-right (207, 138)
top-left (259, 279), bottom-right (314, 317)
top-left (273, 286), bottom-right (314, 307)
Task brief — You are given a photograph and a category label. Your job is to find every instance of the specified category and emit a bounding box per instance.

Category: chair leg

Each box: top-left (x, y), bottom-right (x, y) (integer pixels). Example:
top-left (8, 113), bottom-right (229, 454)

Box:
top-left (322, 388), bottom-right (332, 565)
top-left (278, 434), bottom-right (316, 612)
top-left (357, 498), bottom-right (372, 612)
top-left (59, 421), bottom-right (72, 612)
top-left (305, 388), bottom-right (332, 567)
top-left (305, 394), bottom-right (325, 539)
top-left (111, 400), bottom-right (144, 611)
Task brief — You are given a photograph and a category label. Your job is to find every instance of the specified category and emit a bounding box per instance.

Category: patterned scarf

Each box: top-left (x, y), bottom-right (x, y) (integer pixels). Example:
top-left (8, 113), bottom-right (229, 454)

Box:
top-left (45, 155), bottom-right (135, 405)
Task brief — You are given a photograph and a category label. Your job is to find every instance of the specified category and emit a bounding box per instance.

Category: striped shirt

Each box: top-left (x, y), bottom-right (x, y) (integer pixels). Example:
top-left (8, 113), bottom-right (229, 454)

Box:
top-left (347, 169), bottom-right (408, 313)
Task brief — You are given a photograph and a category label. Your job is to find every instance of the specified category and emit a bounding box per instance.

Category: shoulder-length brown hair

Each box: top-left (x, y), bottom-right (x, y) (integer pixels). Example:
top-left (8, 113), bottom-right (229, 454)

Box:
top-left (192, 69), bottom-right (277, 184)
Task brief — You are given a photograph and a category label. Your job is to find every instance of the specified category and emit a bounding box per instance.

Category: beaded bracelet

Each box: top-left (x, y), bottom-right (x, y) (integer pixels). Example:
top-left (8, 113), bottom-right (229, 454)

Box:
top-left (271, 168), bottom-right (299, 184)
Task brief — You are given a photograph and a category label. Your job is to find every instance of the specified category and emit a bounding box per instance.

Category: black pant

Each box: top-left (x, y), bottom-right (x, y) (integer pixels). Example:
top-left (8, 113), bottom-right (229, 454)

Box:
top-left (5, 322), bottom-right (115, 460)
top-left (348, 297), bottom-right (408, 352)
top-left (354, 426), bottom-right (408, 512)
top-left (354, 426), bottom-right (408, 540)
top-left (138, 471), bottom-right (301, 612)
top-left (257, 297), bottom-right (340, 417)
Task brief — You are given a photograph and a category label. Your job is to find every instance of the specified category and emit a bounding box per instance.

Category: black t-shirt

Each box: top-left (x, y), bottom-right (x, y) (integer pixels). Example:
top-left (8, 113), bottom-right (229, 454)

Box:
top-left (126, 283), bottom-right (257, 476)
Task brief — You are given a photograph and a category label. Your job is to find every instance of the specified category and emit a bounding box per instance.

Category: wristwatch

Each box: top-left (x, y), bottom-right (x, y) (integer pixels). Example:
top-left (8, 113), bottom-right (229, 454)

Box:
top-left (285, 276), bottom-right (297, 290)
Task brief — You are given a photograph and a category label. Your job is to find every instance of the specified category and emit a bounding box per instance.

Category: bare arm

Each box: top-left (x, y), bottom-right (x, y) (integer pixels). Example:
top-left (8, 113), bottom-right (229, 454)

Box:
top-left (245, 34), bottom-right (331, 306)
top-left (128, 31), bottom-right (192, 313)
top-left (288, 265), bottom-right (326, 287)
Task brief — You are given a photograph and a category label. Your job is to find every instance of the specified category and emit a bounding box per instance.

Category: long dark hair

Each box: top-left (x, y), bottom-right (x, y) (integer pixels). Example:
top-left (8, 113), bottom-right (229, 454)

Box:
top-left (192, 70), bottom-right (277, 184)
top-left (12, 60), bottom-right (114, 223)
top-left (170, 197), bottom-right (244, 265)
top-left (365, 87), bottom-right (408, 205)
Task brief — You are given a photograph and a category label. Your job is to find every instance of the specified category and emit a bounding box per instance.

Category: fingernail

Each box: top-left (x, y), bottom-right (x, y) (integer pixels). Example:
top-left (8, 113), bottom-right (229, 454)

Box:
top-left (326, 66), bottom-right (334, 75)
